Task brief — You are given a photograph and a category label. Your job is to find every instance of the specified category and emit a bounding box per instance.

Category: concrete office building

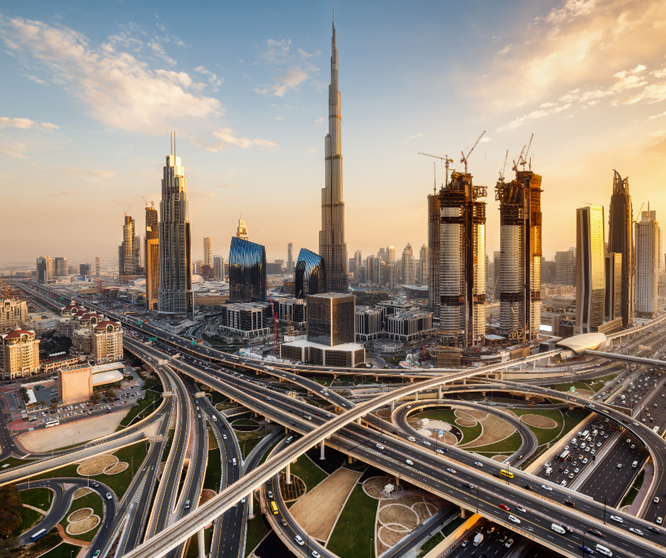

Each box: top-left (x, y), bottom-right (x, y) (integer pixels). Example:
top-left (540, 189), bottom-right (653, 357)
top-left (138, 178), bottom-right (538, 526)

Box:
top-left (635, 208), bottom-right (659, 318)
top-left (58, 365), bottom-right (93, 405)
top-left (295, 249), bottom-right (326, 296)
top-left (203, 237), bottom-right (212, 268)
top-left (495, 168), bottom-right (543, 342)
top-left (575, 205), bottom-right (606, 334)
top-left (276, 298), bottom-right (307, 328)
top-left (438, 171), bottom-right (487, 347)
top-left (158, 135), bottom-right (194, 318)
top-left (213, 256), bottom-right (224, 280)
top-left (36, 256), bottom-right (53, 284)
top-left (80, 263), bottom-right (91, 276)
top-left (217, 302), bottom-right (272, 339)
top-left (1, 299), bottom-right (28, 333)
top-left (145, 204), bottom-right (159, 310)
top-left (54, 257), bottom-right (68, 277)
top-left (319, 18), bottom-right (348, 293)
top-left (1, 328), bottom-right (40, 380)
top-left (355, 306), bottom-right (383, 341)
top-left (555, 250), bottom-right (576, 286)
top-left (386, 311), bottom-right (434, 343)
top-left (608, 170), bottom-right (634, 328)
top-left (605, 252), bottom-right (622, 323)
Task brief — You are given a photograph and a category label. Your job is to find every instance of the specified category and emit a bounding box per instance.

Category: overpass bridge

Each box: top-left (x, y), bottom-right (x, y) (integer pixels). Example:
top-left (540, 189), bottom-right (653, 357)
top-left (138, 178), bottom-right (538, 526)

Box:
top-left (585, 349), bottom-right (666, 369)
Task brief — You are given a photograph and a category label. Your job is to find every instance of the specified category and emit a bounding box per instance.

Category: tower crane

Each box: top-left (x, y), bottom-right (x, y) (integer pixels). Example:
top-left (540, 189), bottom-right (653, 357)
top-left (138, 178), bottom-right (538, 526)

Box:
top-left (142, 197), bottom-right (155, 209)
top-left (460, 131), bottom-right (486, 174)
top-left (124, 205), bottom-right (131, 216)
top-left (418, 152), bottom-right (454, 189)
top-left (633, 202), bottom-right (645, 223)
top-left (498, 149), bottom-right (509, 181)
top-left (519, 133), bottom-right (534, 170)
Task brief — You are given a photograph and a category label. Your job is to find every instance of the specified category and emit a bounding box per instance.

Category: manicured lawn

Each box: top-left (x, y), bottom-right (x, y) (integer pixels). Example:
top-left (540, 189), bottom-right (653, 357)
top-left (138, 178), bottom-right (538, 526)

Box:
top-left (236, 430), bottom-right (268, 459)
top-left (288, 454), bottom-right (327, 492)
top-left (0, 455), bottom-right (39, 470)
top-left (470, 431), bottom-right (522, 454)
top-left (416, 409), bottom-right (482, 444)
top-left (105, 442), bottom-right (150, 498)
top-left (511, 409), bottom-right (564, 446)
top-left (39, 542), bottom-right (81, 558)
top-left (23, 530), bottom-right (64, 557)
top-left (328, 484), bottom-right (378, 558)
top-left (203, 447), bottom-right (222, 492)
top-left (20, 487), bottom-right (53, 510)
top-left (245, 494), bottom-right (271, 557)
top-left (60, 490), bottom-right (104, 542)
top-left (14, 506), bottom-right (43, 537)
top-left (621, 470), bottom-right (645, 507)
top-left (417, 532), bottom-right (443, 558)
top-left (442, 516), bottom-right (465, 536)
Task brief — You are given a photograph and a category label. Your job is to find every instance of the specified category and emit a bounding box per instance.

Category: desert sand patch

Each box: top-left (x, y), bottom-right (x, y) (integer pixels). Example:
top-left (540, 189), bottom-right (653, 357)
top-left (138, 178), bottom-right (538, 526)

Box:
top-left (104, 461), bottom-right (129, 475)
top-left (413, 502), bottom-right (437, 522)
top-left (18, 412), bottom-right (128, 452)
top-left (68, 508), bottom-right (92, 523)
top-left (520, 414), bottom-right (558, 429)
top-left (199, 489), bottom-right (217, 505)
top-left (454, 409), bottom-right (476, 421)
top-left (462, 409), bottom-right (488, 420)
top-left (378, 504), bottom-right (419, 530)
top-left (77, 455), bottom-right (118, 476)
top-left (379, 525), bottom-right (408, 548)
top-left (66, 515), bottom-right (100, 535)
top-left (491, 455), bottom-right (510, 462)
top-left (363, 476), bottom-right (392, 500)
top-left (455, 418), bottom-right (477, 427)
top-left (291, 467), bottom-right (361, 542)
top-left (461, 415), bottom-right (515, 449)
top-left (73, 487), bottom-right (92, 499)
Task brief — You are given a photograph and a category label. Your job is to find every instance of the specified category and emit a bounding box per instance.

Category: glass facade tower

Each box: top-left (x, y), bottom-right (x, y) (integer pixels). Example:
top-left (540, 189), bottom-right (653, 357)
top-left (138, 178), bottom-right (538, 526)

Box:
top-left (229, 237), bottom-right (266, 303)
top-left (295, 248), bottom-right (326, 297)
top-left (145, 205), bottom-right (159, 310)
top-left (306, 293), bottom-right (355, 346)
top-left (575, 205), bottom-right (606, 333)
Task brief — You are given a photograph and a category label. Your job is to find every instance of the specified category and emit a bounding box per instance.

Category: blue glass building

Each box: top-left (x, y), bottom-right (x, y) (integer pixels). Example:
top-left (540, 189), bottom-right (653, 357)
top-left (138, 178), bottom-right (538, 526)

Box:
top-left (295, 248), bottom-right (326, 296)
top-left (229, 237), bottom-right (267, 303)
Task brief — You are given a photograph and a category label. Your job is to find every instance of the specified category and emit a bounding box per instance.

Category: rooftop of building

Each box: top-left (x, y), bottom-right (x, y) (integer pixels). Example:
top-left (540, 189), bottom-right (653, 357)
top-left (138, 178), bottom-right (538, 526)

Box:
top-left (282, 339), bottom-right (364, 351)
top-left (2, 328), bottom-right (36, 340)
top-left (307, 292), bottom-right (354, 300)
top-left (557, 332), bottom-right (607, 354)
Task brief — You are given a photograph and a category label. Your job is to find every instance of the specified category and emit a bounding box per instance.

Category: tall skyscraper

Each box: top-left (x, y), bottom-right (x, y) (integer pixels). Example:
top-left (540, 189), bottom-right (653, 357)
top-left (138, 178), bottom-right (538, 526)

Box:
top-left (417, 244), bottom-right (428, 286)
top-left (555, 250), bottom-right (576, 285)
top-left (36, 256), bottom-right (53, 284)
top-left (145, 203), bottom-right (159, 311)
top-left (213, 256), bottom-right (224, 280)
top-left (236, 218), bottom-right (249, 240)
top-left (95, 256), bottom-right (100, 276)
top-left (635, 207), bottom-right (659, 318)
top-left (575, 205), bottom-right (606, 334)
top-left (401, 243), bottom-right (414, 285)
top-left (287, 243), bottom-right (294, 275)
top-left (605, 252), bottom-right (622, 322)
top-left (295, 248), bottom-right (326, 296)
top-left (353, 251), bottom-right (362, 284)
top-left (438, 171), bottom-right (487, 347)
top-left (203, 237), bottom-right (212, 267)
top-left (54, 257), bottom-right (68, 277)
top-left (319, 17), bottom-right (348, 293)
top-left (608, 170), bottom-right (634, 328)
top-left (427, 194), bottom-right (440, 316)
top-left (229, 237), bottom-right (266, 303)
top-left (495, 168), bottom-right (543, 342)
top-left (158, 135), bottom-right (194, 318)
top-left (386, 246), bottom-right (396, 263)
top-left (119, 215), bottom-right (138, 277)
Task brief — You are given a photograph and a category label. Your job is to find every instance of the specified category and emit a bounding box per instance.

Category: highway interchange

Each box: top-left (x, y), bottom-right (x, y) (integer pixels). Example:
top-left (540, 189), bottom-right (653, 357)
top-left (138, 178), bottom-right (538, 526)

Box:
top-left (5, 282), bottom-right (666, 558)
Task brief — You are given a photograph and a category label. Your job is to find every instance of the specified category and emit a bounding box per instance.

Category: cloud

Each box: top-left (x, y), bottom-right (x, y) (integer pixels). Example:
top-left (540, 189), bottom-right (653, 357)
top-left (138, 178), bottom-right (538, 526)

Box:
top-left (253, 67), bottom-right (308, 97)
top-left (52, 168), bottom-right (116, 177)
top-left (217, 182), bottom-right (236, 188)
top-left (52, 190), bottom-right (77, 196)
top-left (307, 147), bottom-right (317, 152)
top-left (648, 110), bottom-right (666, 121)
top-left (189, 128), bottom-right (277, 152)
top-left (252, 38), bottom-right (318, 98)
top-left (194, 66), bottom-right (222, 91)
top-left (0, 141), bottom-right (27, 158)
top-left (0, 16), bottom-right (220, 134)
top-left (0, 117), bottom-right (59, 130)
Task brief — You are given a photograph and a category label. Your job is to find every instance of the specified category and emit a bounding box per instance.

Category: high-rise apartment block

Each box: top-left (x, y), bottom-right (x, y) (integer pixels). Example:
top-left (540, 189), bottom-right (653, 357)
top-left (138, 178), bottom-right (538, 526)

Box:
top-left (353, 251), bottom-right (362, 284)
top-left (229, 237), bottom-right (266, 303)
top-left (575, 205), bottom-right (606, 334)
top-left (1, 299), bottom-right (28, 333)
top-left (401, 243), bottom-right (415, 285)
top-left (54, 257), bottom-right (68, 276)
top-left (203, 237), bottom-right (212, 267)
top-left (95, 256), bottom-right (100, 276)
top-left (438, 171), bottom-right (487, 347)
top-left (36, 256), bottom-right (53, 284)
top-left (213, 256), bottom-right (224, 280)
top-left (287, 243), bottom-right (294, 275)
top-left (319, 19), bottom-right (348, 293)
top-left (79, 263), bottom-right (91, 276)
top-left (158, 137), bottom-right (194, 318)
top-left (145, 204), bottom-right (159, 310)
top-left (1, 328), bottom-right (40, 379)
top-left (608, 170), bottom-right (634, 328)
top-left (605, 252), bottom-right (622, 323)
top-left (555, 250), bottom-right (576, 285)
top-left (416, 244), bottom-right (428, 286)
top-left (92, 320), bottom-right (124, 364)
top-left (495, 169), bottom-right (543, 342)
top-left (119, 215), bottom-right (139, 277)
top-left (635, 208), bottom-right (659, 318)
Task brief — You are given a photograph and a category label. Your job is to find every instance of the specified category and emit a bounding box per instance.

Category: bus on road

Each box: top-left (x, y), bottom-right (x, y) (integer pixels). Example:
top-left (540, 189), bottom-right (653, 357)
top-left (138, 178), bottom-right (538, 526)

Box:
top-left (45, 420), bottom-right (59, 428)
top-left (30, 529), bottom-right (47, 541)
top-left (499, 469), bottom-right (514, 479)
top-left (559, 450), bottom-right (570, 461)
top-left (270, 501), bottom-right (279, 515)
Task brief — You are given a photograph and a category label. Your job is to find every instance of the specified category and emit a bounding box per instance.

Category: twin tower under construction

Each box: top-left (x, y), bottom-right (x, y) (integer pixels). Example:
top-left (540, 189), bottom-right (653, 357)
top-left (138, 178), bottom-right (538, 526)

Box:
top-left (428, 161), bottom-right (542, 348)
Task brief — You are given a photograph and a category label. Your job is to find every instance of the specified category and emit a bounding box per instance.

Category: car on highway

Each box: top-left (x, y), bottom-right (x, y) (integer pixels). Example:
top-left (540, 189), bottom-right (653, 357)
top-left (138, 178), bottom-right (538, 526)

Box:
top-left (516, 506), bottom-right (526, 513)
top-left (312, 552), bottom-right (321, 558)
top-left (474, 461), bottom-right (483, 467)
top-left (655, 497), bottom-right (661, 504)
top-left (579, 545), bottom-right (594, 554)
top-left (508, 515), bottom-right (521, 524)
top-left (656, 517), bottom-right (663, 525)
top-left (541, 485), bottom-right (553, 491)
top-left (106, 493), bottom-right (112, 500)
top-left (295, 535), bottom-right (305, 546)
top-left (446, 467), bottom-right (456, 474)
top-left (499, 504), bottom-right (510, 511)
top-left (436, 448), bottom-right (448, 454)
top-left (406, 459), bottom-right (414, 466)
top-left (587, 528), bottom-right (603, 537)
top-left (408, 436), bottom-right (416, 442)
top-left (610, 515), bottom-right (623, 523)
top-left (629, 527), bottom-right (644, 536)
top-left (376, 444), bottom-right (384, 450)
top-left (648, 526), bottom-right (661, 533)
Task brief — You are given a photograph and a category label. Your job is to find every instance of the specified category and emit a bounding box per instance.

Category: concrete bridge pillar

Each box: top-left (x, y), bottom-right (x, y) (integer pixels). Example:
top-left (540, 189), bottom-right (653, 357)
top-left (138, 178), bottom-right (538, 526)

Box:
top-left (198, 528), bottom-right (206, 558)
top-left (375, 376), bottom-right (379, 382)
top-left (569, 403), bottom-right (574, 411)
top-left (410, 377), bottom-right (415, 383)
top-left (500, 371), bottom-right (504, 381)
top-left (357, 417), bottom-right (362, 425)
top-left (463, 378), bottom-right (467, 385)
top-left (415, 392), bottom-right (419, 401)
top-left (320, 440), bottom-right (326, 460)
top-left (438, 386), bottom-right (442, 400)
top-left (248, 491), bottom-right (255, 520)
top-left (391, 400), bottom-right (395, 412)
top-left (481, 392), bottom-right (486, 397)
top-left (460, 507), bottom-right (466, 519)
top-left (286, 463), bottom-right (291, 484)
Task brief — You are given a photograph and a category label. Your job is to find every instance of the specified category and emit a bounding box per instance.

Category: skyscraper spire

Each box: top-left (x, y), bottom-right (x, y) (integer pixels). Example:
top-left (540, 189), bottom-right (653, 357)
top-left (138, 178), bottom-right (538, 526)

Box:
top-left (319, 12), bottom-right (348, 292)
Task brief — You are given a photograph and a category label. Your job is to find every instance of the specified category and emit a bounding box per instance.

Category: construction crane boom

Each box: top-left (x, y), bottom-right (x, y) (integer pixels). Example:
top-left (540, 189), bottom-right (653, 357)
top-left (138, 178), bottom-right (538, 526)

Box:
top-left (418, 152), bottom-right (454, 188)
top-left (634, 202), bottom-right (645, 223)
top-left (519, 133), bottom-right (535, 170)
top-left (499, 149), bottom-right (509, 181)
top-left (460, 131), bottom-right (486, 174)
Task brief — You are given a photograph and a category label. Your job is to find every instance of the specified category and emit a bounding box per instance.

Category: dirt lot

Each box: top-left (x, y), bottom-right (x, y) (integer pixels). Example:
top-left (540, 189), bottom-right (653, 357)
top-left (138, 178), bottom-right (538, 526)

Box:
top-left (290, 467), bottom-right (362, 543)
top-left (461, 415), bottom-right (515, 449)
top-left (455, 418), bottom-right (477, 427)
top-left (520, 414), bottom-right (558, 429)
top-left (66, 515), bottom-right (99, 535)
top-left (18, 412), bottom-right (128, 452)
top-left (77, 455), bottom-right (118, 476)
top-left (105, 461), bottom-right (129, 475)
top-left (68, 508), bottom-right (92, 523)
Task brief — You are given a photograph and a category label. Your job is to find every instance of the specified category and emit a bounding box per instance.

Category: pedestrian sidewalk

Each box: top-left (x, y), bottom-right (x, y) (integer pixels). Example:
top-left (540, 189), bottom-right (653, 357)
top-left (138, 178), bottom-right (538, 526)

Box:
top-left (628, 463), bottom-right (654, 516)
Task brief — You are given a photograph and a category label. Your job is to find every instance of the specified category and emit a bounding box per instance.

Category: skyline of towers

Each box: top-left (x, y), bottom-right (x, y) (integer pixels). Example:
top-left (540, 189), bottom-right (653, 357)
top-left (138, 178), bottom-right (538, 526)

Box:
top-left (495, 168), bottom-right (543, 342)
top-left (319, 17), bottom-right (348, 293)
top-left (635, 207), bottom-right (659, 318)
top-left (145, 203), bottom-right (159, 311)
top-left (158, 136), bottom-right (194, 318)
top-left (119, 215), bottom-right (139, 277)
top-left (608, 170), bottom-right (634, 328)
top-left (439, 171), bottom-right (487, 348)
top-left (575, 204), bottom-right (606, 334)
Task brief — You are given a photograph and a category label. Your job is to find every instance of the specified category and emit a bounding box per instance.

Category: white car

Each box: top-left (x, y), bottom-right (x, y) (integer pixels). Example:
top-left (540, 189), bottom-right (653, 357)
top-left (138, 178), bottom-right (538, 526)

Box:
top-left (541, 485), bottom-right (553, 491)
top-left (610, 515), bottom-right (623, 523)
top-left (295, 535), bottom-right (305, 546)
top-left (436, 449), bottom-right (445, 454)
top-left (312, 552), bottom-right (321, 558)
top-left (446, 468), bottom-right (456, 474)
top-left (423, 440), bottom-right (431, 446)
top-left (629, 527), bottom-right (643, 536)
top-left (474, 461), bottom-right (483, 467)
top-left (516, 506), bottom-right (526, 513)
top-left (376, 444), bottom-right (384, 450)
top-left (406, 459), bottom-right (414, 466)
top-left (508, 515), bottom-right (521, 524)
top-left (408, 437), bottom-right (416, 442)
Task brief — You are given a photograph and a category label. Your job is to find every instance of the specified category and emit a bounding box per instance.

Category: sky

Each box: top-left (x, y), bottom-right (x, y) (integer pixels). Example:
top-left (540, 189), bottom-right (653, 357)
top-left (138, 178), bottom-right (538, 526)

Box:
top-left (1, 0), bottom-right (666, 268)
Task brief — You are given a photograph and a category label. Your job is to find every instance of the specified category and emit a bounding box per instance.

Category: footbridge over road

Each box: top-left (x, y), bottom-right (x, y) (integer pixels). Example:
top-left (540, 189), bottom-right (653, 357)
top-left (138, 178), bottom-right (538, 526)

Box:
top-left (584, 349), bottom-right (666, 369)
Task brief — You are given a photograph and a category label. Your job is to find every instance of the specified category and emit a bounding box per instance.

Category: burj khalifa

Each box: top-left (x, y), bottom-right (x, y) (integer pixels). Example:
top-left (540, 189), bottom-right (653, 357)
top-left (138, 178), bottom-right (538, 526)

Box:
top-left (319, 16), bottom-right (348, 293)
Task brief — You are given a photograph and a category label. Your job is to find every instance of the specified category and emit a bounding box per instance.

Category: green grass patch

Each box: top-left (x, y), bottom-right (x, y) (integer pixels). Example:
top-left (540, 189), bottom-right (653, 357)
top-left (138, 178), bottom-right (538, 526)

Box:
top-left (236, 429), bottom-right (268, 459)
top-left (442, 516), bottom-right (466, 536)
top-left (621, 470), bottom-right (645, 508)
top-left (207, 428), bottom-right (218, 451)
top-left (14, 506), bottom-right (43, 537)
top-left (511, 409), bottom-right (564, 446)
top-left (545, 381), bottom-right (595, 393)
top-left (203, 446), bottom-right (222, 492)
top-left (117, 379), bottom-right (163, 430)
top-left (0, 455), bottom-right (39, 470)
top-left (60, 490), bottom-right (104, 542)
top-left (21, 530), bottom-right (63, 557)
top-left (468, 431), bottom-right (522, 454)
top-left (105, 441), bottom-right (150, 499)
top-left (328, 484), bottom-right (378, 558)
top-left (418, 531), bottom-right (444, 558)
top-left (185, 525), bottom-right (212, 558)
top-left (20, 487), bottom-right (52, 510)
top-left (287, 454), bottom-right (328, 492)
top-left (39, 542), bottom-right (81, 558)
top-left (416, 409), bottom-right (482, 444)
top-left (232, 419), bottom-right (259, 427)
top-left (245, 493), bottom-right (271, 557)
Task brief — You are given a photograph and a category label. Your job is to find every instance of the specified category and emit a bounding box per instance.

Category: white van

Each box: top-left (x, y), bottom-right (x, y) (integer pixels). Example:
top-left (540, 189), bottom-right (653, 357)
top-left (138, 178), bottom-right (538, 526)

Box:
top-left (212, 415), bottom-right (217, 422)
top-left (632, 460), bottom-right (639, 468)
top-left (545, 467), bottom-right (553, 477)
top-left (595, 544), bottom-right (613, 556)
top-left (551, 523), bottom-right (567, 535)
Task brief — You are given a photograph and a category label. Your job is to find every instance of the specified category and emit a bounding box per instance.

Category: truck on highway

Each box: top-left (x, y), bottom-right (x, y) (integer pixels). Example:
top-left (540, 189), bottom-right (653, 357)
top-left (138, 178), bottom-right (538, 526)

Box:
top-left (473, 533), bottom-right (484, 546)
top-left (545, 467), bottom-right (553, 477)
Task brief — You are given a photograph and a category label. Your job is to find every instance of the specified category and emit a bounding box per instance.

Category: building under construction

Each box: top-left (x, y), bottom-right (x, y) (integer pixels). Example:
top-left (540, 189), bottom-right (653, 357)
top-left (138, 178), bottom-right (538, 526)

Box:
top-left (495, 168), bottom-right (543, 342)
top-left (427, 193), bottom-right (440, 318)
top-left (438, 171), bottom-right (487, 348)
